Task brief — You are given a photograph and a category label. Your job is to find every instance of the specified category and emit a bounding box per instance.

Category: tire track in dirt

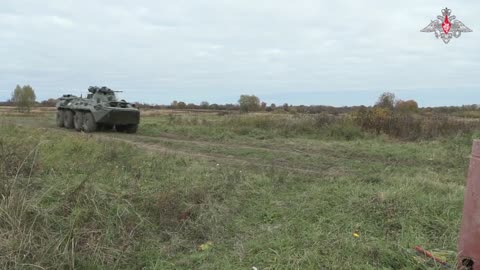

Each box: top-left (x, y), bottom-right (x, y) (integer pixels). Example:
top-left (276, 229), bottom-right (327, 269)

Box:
top-left (10, 118), bottom-right (341, 176)
top-left (9, 116), bottom-right (320, 156)
top-left (93, 134), bottom-right (342, 177)
top-left (121, 133), bottom-right (441, 170)
top-left (111, 132), bottom-right (318, 156)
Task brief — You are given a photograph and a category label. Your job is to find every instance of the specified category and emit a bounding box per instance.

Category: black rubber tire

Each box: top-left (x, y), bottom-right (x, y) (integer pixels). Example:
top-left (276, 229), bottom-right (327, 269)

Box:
top-left (64, 110), bottom-right (74, 129)
top-left (116, 124), bottom-right (138, 133)
top-left (82, 112), bottom-right (97, 133)
top-left (56, 110), bottom-right (65, 127)
top-left (125, 124), bottom-right (138, 134)
top-left (115, 125), bottom-right (127, 132)
top-left (73, 111), bottom-right (84, 131)
top-left (100, 124), bottom-right (114, 131)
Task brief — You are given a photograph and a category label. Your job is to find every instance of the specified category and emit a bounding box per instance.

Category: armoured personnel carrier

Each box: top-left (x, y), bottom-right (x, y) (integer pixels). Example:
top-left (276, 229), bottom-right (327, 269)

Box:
top-left (56, 86), bottom-right (140, 133)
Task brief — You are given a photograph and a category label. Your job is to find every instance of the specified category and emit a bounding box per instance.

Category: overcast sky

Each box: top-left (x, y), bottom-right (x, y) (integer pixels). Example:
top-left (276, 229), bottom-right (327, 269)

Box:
top-left (0, 0), bottom-right (478, 106)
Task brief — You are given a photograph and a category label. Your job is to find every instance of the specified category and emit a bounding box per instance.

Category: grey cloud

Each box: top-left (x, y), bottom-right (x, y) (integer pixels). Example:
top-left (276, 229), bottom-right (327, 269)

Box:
top-left (0, 0), bottom-right (478, 105)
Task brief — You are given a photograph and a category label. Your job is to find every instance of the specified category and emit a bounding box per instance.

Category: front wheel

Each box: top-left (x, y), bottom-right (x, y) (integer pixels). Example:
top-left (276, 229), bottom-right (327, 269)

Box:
top-left (115, 125), bottom-right (126, 132)
top-left (56, 110), bottom-right (65, 127)
top-left (125, 124), bottom-right (138, 134)
top-left (82, 112), bottom-right (97, 133)
top-left (116, 124), bottom-right (138, 133)
top-left (126, 124), bottom-right (138, 133)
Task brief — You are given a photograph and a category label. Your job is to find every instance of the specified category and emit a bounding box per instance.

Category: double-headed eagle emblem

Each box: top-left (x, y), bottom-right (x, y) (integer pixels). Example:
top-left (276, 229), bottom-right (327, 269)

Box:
top-left (421, 7), bottom-right (472, 44)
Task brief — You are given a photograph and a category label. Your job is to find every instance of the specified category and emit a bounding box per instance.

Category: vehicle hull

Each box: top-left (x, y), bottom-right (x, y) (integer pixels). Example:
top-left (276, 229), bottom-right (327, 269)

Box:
top-left (55, 87), bottom-right (140, 133)
top-left (95, 108), bottom-right (140, 125)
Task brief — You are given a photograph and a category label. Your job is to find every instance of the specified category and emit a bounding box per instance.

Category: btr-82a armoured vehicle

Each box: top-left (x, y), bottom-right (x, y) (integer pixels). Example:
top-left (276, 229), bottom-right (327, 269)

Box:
top-left (56, 86), bottom-right (140, 133)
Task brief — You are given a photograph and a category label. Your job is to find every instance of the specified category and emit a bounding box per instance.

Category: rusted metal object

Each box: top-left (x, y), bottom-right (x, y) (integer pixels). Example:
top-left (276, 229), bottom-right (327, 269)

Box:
top-left (458, 140), bottom-right (480, 270)
top-left (414, 246), bottom-right (450, 268)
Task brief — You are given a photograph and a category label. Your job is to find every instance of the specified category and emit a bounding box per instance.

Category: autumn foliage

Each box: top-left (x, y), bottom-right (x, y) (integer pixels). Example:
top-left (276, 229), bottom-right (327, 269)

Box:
top-left (355, 92), bottom-right (480, 140)
top-left (395, 100), bottom-right (419, 112)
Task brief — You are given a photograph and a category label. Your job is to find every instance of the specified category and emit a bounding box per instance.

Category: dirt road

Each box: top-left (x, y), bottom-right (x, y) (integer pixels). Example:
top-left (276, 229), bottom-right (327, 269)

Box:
top-left (4, 114), bottom-right (338, 177)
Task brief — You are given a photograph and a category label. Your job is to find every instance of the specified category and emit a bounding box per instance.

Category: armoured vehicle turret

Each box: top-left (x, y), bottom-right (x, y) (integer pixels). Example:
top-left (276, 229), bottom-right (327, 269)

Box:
top-left (56, 86), bottom-right (140, 133)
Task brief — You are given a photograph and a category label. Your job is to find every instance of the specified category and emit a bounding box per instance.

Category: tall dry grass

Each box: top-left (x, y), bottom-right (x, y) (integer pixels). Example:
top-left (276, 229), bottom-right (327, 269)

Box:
top-left (354, 108), bottom-right (480, 140)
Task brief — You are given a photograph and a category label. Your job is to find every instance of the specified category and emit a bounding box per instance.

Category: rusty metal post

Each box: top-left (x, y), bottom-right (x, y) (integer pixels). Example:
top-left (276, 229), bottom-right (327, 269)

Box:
top-left (458, 140), bottom-right (480, 270)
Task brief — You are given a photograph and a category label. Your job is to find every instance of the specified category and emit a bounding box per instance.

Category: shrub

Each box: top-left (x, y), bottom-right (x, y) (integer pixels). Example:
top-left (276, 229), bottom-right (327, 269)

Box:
top-left (355, 107), bottom-right (392, 135)
top-left (354, 107), bottom-right (480, 140)
top-left (396, 100), bottom-right (418, 113)
top-left (327, 120), bottom-right (364, 140)
top-left (313, 113), bottom-right (336, 128)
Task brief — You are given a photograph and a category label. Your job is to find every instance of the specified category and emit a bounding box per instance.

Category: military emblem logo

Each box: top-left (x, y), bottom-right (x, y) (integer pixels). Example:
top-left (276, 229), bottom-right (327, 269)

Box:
top-left (421, 7), bottom-right (472, 44)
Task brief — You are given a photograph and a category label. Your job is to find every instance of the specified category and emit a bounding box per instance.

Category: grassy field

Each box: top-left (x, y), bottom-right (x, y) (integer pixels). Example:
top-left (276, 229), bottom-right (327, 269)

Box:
top-left (0, 108), bottom-right (476, 269)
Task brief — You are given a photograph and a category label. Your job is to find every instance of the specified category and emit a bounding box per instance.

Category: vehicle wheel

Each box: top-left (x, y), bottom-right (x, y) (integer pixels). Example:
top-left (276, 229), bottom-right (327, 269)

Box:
top-left (115, 125), bottom-right (127, 132)
top-left (101, 124), bottom-right (114, 131)
top-left (125, 124), bottom-right (138, 134)
top-left (82, 112), bottom-right (97, 133)
top-left (56, 110), bottom-right (65, 127)
top-left (73, 111), bottom-right (84, 131)
top-left (64, 110), bottom-right (74, 129)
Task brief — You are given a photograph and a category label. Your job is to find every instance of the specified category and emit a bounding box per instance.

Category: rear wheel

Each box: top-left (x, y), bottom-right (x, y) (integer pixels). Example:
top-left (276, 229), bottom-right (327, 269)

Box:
top-left (116, 124), bottom-right (138, 133)
top-left (56, 110), bottom-right (65, 127)
top-left (73, 111), bottom-right (84, 131)
top-left (82, 112), bottom-right (97, 133)
top-left (64, 110), bottom-right (74, 129)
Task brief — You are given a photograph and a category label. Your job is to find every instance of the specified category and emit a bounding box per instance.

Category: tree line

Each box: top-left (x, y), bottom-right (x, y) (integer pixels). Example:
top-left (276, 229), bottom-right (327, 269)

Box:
top-left (168, 95), bottom-right (335, 114)
top-left (2, 84), bottom-right (480, 116)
